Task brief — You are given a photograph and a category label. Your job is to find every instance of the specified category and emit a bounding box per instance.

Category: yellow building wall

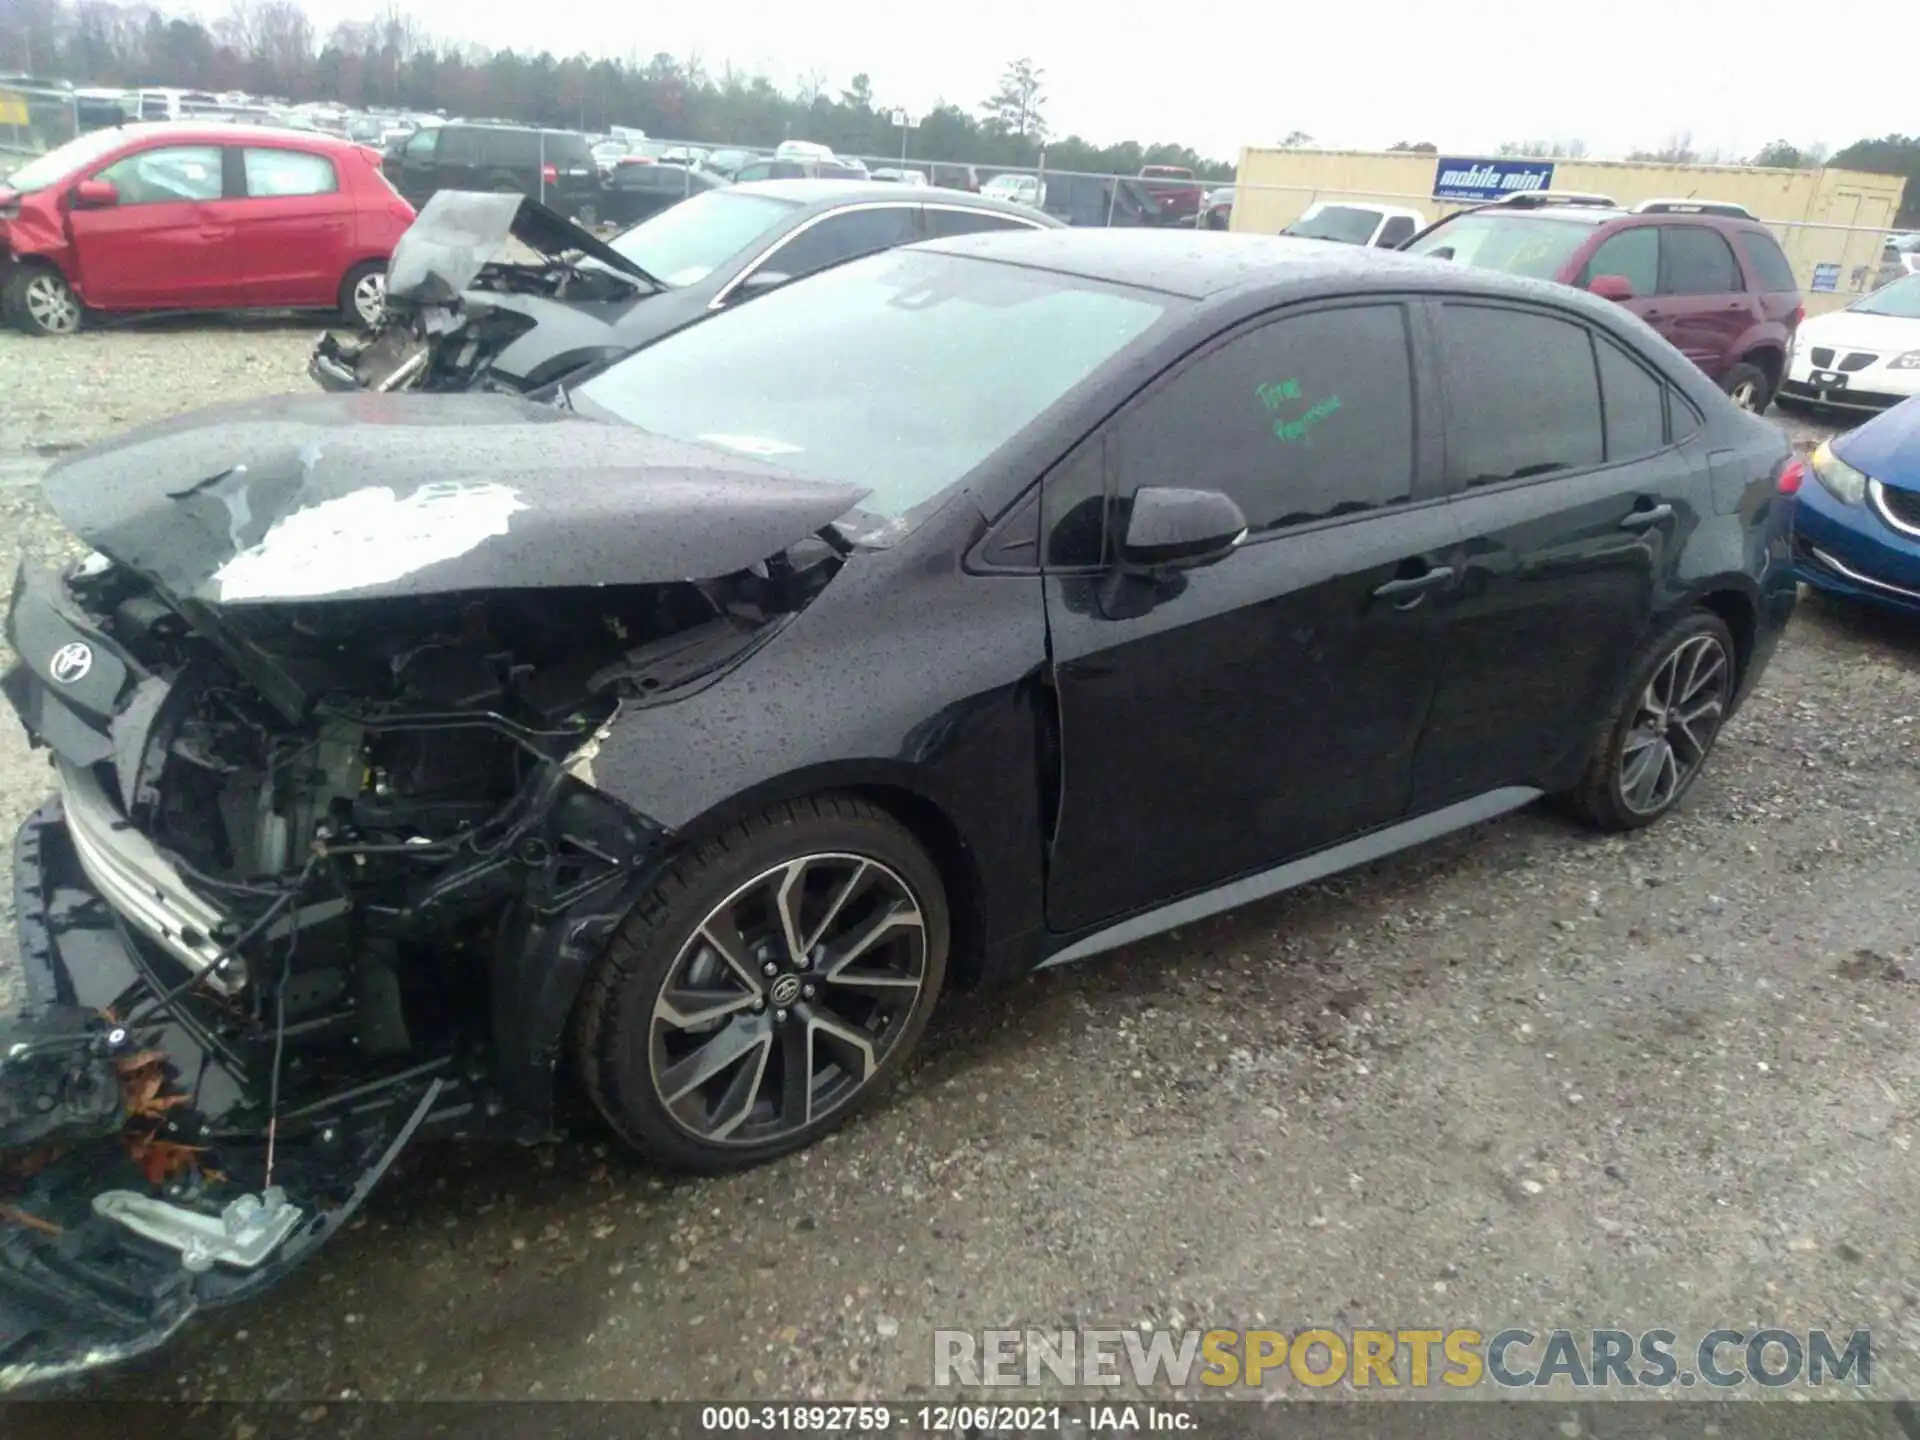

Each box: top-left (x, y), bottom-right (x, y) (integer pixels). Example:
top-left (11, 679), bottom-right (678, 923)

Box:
top-left (1231, 148), bottom-right (1907, 315)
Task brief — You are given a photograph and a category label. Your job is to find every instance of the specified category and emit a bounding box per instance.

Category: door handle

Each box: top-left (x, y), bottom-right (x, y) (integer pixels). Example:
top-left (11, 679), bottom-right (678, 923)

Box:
top-left (1371, 566), bottom-right (1455, 602)
top-left (1619, 503), bottom-right (1675, 530)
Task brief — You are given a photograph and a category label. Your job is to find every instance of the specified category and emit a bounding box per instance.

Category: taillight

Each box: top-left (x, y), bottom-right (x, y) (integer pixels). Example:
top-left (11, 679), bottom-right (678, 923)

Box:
top-left (1790, 304), bottom-right (1805, 328)
top-left (541, 162), bottom-right (559, 185)
top-left (1777, 457), bottom-right (1805, 495)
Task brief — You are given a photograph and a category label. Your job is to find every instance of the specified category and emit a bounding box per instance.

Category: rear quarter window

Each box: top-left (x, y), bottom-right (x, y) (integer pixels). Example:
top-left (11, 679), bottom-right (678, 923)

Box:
top-left (1736, 229), bottom-right (1799, 293)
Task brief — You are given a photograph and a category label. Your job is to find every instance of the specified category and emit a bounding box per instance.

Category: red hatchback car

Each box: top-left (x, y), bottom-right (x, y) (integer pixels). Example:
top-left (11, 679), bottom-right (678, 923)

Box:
top-left (0, 123), bottom-right (415, 336)
top-left (1404, 199), bottom-right (1805, 412)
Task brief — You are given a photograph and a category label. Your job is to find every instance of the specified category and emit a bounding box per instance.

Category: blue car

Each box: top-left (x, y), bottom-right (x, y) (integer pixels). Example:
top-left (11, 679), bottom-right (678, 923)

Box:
top-left (1792, 394), bottom-right (1920, 614)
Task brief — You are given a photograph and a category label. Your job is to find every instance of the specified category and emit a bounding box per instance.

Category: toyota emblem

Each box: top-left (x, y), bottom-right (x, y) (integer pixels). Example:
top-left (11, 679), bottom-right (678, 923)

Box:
top-left (49, 641), bottom-right (93, 685)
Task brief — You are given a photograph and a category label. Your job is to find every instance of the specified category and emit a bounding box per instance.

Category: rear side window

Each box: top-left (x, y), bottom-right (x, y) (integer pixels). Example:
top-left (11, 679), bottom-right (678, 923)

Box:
top-left (924, 208), bottom-right (1040, 237)
top-left (544, 133), bottom-right (592, 166)
top-left (1580, 227), bottom-right (1659, 294)
top-left (1736, 229), bottom-right (1799, 292)
top-left (1595, 336), bottom-right (1668, 460)
top-left (480, 129), bottom-right (540, 166)
top-left (242, 148), bottom-right (337, 198)
top-left (1437, 303), bottom-right (1603, 487)
top-left (1111, 303), bottom-right (1416, 533)
top-left (1661, 226), bottom-right (1744, 294)
top-left (763, 207), bottom-right (917, 282)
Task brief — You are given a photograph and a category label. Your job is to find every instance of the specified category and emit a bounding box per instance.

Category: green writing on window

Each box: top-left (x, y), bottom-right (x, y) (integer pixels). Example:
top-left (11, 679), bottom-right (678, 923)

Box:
top-left (1273, 394), bottom-right (1343, 444)
top-left (1257, 379), bottom-right (1303, 410)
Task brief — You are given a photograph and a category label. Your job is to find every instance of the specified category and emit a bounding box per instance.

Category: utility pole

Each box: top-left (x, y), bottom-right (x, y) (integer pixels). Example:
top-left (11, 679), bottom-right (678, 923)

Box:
top-left (891, 107), bottom-right (917, 167)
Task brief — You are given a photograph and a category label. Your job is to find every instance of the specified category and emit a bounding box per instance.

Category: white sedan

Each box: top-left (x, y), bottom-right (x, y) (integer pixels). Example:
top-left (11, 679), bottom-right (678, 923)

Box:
top-left (1777, 273), bottom-right (1920, 416)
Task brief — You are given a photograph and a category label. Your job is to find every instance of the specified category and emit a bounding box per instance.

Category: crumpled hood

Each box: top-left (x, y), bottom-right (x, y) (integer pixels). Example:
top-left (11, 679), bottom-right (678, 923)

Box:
top-left (41, 391), bottom-right (870, 605)
top-left (385, 191), bottom-right (661, 304)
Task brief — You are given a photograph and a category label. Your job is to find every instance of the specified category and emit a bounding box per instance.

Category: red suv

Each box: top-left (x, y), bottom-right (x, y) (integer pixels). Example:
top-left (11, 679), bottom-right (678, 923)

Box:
top-left (1, 123), bottom-right (415, 336)
top-left (1404, 198), bottom-right (1805, 412)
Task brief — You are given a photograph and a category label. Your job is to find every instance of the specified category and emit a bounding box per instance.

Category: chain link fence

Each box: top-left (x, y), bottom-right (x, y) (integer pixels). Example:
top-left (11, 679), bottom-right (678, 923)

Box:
top-left (0, 78), bottom-right (81, 171)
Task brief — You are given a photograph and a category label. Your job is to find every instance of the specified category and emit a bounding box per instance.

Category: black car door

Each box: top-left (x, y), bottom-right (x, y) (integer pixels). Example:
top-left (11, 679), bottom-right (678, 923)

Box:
top-left (1408, 298), bottom-right (1694, 810)
top-left (1041, 300), bottom-right (1461, 934)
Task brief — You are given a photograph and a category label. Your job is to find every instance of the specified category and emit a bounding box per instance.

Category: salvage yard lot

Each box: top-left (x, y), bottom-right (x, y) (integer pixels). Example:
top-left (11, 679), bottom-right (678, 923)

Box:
top-left (3, 325), bottom-right (1919, 1401)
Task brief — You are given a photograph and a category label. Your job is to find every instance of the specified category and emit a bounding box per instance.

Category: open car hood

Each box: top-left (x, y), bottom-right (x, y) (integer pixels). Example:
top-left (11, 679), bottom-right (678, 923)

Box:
top-left (385, 191), bottom-right (663, 303)
top-left (41, 391), bottom-right (870, 606)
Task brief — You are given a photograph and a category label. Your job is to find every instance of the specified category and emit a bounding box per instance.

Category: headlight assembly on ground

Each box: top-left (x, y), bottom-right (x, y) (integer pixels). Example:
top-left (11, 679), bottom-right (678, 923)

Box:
top-left (932, 1326), bottom-right (1874, 1390)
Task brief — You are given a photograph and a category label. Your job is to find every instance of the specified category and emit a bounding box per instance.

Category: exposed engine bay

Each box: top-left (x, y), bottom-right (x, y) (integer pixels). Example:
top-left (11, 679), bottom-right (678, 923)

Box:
top-left (310, 190), bottom-right (662, 394)
top-left (0, 390), bottom-right (871, 1386)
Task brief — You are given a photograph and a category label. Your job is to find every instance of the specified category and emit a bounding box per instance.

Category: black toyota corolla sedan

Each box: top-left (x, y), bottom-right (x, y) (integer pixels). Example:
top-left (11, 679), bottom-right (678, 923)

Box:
top-left (0, 229), bottom-right (1798, 1383)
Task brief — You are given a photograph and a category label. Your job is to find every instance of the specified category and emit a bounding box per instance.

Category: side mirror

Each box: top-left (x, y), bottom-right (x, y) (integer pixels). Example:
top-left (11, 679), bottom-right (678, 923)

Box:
top-left (729, 269), bottom-right (790, 303)
top-left (71, 179), bottom-right (119, 210)
top-left (1587, 273), bottom-right (1635, 302)
top-left (1119, 486), bottom-right (1248, 571)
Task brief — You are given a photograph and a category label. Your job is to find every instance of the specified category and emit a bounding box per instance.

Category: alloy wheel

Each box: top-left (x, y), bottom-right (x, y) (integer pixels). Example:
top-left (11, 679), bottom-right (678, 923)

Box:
top-left (1618, 633), bottom-right (1731, 815)
top-left (351, 271), bottom-right (386, 327)
top-left (23, 273), bottom-right (80, 334)
top-left (1729, 379), bottom-right (1762, 411)
top-left (648, 853), bottom-right (929, 1146)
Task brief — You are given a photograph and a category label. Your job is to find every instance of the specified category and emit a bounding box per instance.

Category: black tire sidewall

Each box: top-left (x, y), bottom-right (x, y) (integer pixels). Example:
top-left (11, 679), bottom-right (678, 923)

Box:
top-left (337, 261), bottom-right (385, 328)
top-left (582, 800), bottom-right (949, 1172)
top-left (1596, 612), bottom-right (1736, 827)
top-left (5, 264), bottom-right (78, 336)
top-left (1721, 362), bottom-right (1772, 413)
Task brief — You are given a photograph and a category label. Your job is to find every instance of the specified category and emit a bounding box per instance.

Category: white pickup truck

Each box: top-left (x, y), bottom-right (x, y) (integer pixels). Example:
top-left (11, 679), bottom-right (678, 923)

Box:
top-left (1281, 200), bottom-right (1428, 248)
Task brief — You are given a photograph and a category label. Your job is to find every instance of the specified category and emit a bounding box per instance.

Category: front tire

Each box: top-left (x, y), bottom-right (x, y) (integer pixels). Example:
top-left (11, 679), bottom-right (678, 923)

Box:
top-left (573, 796), bottom-right (949, 1173)
top-left (3, 264), bottom-right (82, 336)
top-left (1561, 610), bottom-right (1737, 830)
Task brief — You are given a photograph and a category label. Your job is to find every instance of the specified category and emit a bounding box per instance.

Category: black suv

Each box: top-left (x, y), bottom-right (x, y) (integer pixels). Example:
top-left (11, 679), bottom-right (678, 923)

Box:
top-left (384, 121), bottom-right (602, 222)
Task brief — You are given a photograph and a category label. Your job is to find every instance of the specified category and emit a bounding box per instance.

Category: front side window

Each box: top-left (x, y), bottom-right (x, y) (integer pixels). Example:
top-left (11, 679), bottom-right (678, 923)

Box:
top-left (1112, 304), bottom-right (1417, 533)
top-left (402, 127), bottom-right (438, 162)
top-left (1437, 303), bottom-right (1603, 487)
top-left (758, 207), bottom-right (917, 283)
top-left (1661, 226), bottom-right (1744, 295)
top-left (96, 145), bottom-right (224, 204)
top-left (1580, 227), bottom-right (1660, 294)
top-left (242, 147), bottom-right (337, 198)
top-left (1404, 214), bottom-right (1596, 280)
top-left (572, 248), bottom-right (1172, 530)
top-left (1376, 215), bottom-right (1417, 247)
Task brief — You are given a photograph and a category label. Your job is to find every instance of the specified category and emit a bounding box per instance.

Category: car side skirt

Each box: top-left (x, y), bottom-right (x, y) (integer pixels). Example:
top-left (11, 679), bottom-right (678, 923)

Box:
top-left (1037, 786), bottom-right (1543, 969)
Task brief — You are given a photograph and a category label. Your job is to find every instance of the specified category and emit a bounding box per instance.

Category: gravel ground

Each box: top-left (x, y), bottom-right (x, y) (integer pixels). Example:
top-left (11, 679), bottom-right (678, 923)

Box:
top-left (3, 325), bottom-right (1918, 1405)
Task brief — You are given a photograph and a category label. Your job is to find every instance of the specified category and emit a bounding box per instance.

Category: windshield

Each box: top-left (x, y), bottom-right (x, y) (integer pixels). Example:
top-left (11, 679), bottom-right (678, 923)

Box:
top-left (607, 189), bottom-right (800, 287)
top-left (1285, 205), bottom-right (1387, 245)
top-left (1403, 213), bottom-right (1598, 279)
top-left (1853, 274), bottom-right (1920, 319)
top-left (2, 127), bottom-right (132, 194)
top-left (573, 248), bottom-right (1173, 529)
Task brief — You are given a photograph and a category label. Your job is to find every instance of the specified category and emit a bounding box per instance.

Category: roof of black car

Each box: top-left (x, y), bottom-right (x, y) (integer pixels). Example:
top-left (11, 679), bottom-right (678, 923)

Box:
top-left (730, 178), bottom-right (1043, 219)
top-left (916, 228), bottom-right (1496, 299)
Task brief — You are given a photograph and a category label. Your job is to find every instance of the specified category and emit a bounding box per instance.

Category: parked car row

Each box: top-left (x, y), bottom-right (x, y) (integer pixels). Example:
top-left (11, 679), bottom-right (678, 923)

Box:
top-left (0, 224), bottom-right (1808, 1385)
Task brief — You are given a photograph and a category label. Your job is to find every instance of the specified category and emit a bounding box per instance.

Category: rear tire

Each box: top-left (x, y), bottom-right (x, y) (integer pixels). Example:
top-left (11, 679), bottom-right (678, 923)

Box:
top-left (573, 795), bottom-right (949, 1173)
top-left (3, 263), bottom-right (82, 336)
top-left (1560, 610), bottom-right (1737, 831)
top-left (1721, 362), bottom-right (1773, 414)
top-left (337, 260), bottom-right (387, 329)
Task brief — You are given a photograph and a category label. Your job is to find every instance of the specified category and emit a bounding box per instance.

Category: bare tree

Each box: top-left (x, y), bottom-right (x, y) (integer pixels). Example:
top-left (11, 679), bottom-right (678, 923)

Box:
top-left (1279, 129), bottom-right (1313, 147)
top-left (792, 66), bottom-right (827, 106)
top-left (1495, 138), bottom-right (1589, 160)
top-left (981, 57), bottom-right (1047, 142)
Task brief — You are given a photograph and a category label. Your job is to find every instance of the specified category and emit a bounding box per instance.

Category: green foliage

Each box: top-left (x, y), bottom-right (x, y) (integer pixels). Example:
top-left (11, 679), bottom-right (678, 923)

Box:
top-left (1829, 135), bottom-right (1920, 227)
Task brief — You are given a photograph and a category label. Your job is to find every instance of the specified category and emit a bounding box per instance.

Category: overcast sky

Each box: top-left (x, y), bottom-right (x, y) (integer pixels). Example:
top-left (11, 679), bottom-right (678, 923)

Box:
top-left (205, 0), bottom-right (1907, 163)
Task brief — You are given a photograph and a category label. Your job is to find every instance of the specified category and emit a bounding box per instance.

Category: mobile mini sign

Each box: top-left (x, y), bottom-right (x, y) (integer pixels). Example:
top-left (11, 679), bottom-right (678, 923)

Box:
top-left (1432, 156), bottom-right (1557, 203)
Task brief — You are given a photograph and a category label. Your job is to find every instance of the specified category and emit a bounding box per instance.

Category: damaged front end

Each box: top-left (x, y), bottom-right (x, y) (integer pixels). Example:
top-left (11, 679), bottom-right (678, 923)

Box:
top-left (311, 191), bottom-right (662, 395)
top-left (0, 392), bottom-right (865, 1385)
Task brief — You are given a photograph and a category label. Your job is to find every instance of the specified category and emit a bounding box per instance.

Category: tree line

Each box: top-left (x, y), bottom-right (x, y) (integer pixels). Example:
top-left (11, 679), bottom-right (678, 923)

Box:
top-left (0, 0), bottom-right (1234, 179)
top-left (3, 0), bottom-right (1915, 218)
